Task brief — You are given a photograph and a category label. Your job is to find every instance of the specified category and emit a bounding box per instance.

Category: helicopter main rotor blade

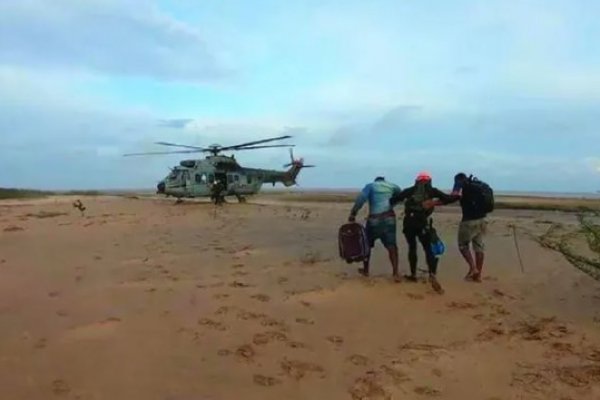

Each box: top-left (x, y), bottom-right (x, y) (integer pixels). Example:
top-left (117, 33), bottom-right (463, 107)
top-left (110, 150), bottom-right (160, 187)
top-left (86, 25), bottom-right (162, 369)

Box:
top-left (154, 141), bottom-right (208, 150)
top-left (122, 150), bottom-right (203, 156)
top-left (230, 144), bottom-right (295, 151)
top-left (218, 135), bottom-right (292, 151)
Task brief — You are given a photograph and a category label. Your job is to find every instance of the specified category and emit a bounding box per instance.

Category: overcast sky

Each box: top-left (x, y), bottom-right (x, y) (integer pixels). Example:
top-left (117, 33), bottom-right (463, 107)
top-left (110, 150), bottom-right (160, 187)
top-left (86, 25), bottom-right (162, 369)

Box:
top-left (1, 0), bottom-right (599, 192)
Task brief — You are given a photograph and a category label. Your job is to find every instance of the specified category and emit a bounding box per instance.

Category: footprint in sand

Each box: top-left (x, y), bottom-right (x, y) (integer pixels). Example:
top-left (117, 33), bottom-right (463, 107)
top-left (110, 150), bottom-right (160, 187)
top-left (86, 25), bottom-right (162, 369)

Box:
top-left (446, 301), bottom-right (478, 310)
top-left (56, 311), bottom-right (68, 317)
top-left (253, 331), bottom-right (288, 346)
top-left (236, 344), bottom-right (256, 363)
top-left (326, 335), bottom-right (344, 346)
top-left (349, 371), bottom-right (389, 400)
top-left (253, 374), bottom-right (282, 387)
top-left (237, 310), bottom-right (268, 321)
top-left (64, 318), bottom-right (121, 340)
top-left (295, 318), bottom-right (315, 325)
top-left (288, 341), bottom-right (307, 349)
top-left (281, 358), bottom-right (325, 380)
top-left (198, 318), bottom-right (227, 331)
top-left (215, 306), bottom-right (235, 316)
top-left (229, 281), bottom-right (253, 288)
top-left (407, 293), bottom-right (425, 300)
top-left (48, 291), bottom-right (61, 298)
top-left (218, 349), bottom-right (231, 357)
top-left (381, 364), bottom-right (411, 384)
top-left (300, 301), bottom-right (312, 308)
top-left (52, 379), bottom-right (71, 396)
top-left (251, 294), bottom-right (271, 303)
top-left (277, 277), bottom-right (289, 285)
top-left (34, 338), bottom-right (47, 349)
top-left (261, 318), bottom-right (288, 331)
top-left (232, 271), bottom-right (249, 277)
top-left (347, 354), bottom-right (370, 366)
top-left (414, 386), bottom-right (442, 396)
top-left (4, 225), bottom-right (24, 232)
top-left (213, 293), bottom-right (230, 300)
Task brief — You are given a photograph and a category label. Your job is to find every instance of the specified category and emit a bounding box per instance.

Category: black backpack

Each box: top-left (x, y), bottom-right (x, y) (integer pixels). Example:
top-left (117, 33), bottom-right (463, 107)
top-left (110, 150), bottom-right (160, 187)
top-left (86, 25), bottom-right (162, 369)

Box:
top-left (465, 176), bottom-right (494, 213)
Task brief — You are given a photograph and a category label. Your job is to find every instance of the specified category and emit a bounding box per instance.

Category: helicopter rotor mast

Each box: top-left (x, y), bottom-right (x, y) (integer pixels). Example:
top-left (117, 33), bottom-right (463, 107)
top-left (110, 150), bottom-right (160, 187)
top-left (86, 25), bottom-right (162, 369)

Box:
top-left (123, 135), bottom-right (295, 157)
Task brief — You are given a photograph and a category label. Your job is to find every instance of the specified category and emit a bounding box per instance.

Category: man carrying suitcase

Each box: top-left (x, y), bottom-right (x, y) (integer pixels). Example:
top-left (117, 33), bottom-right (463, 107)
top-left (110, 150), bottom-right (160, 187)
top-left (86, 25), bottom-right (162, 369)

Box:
top-left (348, 176), bottom-right (403, 282)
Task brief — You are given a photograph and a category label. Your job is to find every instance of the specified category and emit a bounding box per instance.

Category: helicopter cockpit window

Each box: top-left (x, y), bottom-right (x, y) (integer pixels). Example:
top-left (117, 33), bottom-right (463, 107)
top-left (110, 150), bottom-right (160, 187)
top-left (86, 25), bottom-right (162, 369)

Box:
top-left (208, 173), bottom-right (215, 183)
top-left (234, 175), bottom-right (239, 182)
top-left (247, 175), bottom-right (252, 184)
top-left (168, 170), bottom-right (179, 180)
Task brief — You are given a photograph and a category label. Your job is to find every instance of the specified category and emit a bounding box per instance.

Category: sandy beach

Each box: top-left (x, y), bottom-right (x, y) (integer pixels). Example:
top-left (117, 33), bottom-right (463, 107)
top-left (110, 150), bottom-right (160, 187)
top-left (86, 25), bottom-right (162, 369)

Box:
top-left (1, 194), bottom-right (599, 400)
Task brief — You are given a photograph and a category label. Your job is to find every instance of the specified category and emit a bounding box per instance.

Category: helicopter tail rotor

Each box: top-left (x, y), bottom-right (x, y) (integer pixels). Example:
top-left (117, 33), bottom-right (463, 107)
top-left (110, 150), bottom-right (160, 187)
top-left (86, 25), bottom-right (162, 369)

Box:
top-left (283, 148), bottom-right (315, 169)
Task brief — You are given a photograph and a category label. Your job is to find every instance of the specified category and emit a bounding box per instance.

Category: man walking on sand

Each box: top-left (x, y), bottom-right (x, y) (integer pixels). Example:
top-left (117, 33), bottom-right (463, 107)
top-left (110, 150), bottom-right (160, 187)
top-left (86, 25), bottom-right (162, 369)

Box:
top-left (451, 172), bottom-right (494, 282)
top-left (390, 171), bottom-right (456, 294)
top-left (348, 176), bottom-right (403, 282)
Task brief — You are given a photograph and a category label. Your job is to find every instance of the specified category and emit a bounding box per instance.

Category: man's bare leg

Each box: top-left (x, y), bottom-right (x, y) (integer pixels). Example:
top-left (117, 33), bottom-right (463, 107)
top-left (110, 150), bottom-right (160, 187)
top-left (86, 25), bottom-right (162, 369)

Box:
top-left (472, 251), bottom-right (484, 282)
top-left (358, 250), bottom-right (370, 277)
top-left (460, 245), bottom-right (477, 280)
top-left (387, 245), bottom-right (401, 282)
top-left (358, 258), bottom-right (369, 277)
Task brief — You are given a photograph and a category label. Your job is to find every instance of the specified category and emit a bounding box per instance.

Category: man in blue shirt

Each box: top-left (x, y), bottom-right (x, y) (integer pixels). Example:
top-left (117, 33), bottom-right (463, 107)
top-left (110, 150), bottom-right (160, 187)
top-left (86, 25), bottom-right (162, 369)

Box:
top-left (348, 176), bottom-right (402, 282)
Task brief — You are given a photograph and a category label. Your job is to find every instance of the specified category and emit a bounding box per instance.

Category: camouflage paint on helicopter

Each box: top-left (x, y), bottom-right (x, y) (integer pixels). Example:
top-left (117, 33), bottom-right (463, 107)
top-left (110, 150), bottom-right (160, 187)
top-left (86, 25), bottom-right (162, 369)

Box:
top-left (124, 135), bottom-right (314, 202)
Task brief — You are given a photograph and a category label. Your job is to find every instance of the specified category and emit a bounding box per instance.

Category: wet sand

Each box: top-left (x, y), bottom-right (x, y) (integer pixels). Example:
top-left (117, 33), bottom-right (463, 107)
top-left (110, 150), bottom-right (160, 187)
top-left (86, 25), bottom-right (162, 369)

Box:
top-left (1, 195), bottom-right (599, 399)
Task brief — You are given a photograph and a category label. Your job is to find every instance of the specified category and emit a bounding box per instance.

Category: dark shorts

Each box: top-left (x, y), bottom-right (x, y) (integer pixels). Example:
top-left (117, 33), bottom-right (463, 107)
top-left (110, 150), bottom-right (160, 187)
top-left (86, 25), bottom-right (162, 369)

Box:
top-left (366, 215), bottom-right (397, 248)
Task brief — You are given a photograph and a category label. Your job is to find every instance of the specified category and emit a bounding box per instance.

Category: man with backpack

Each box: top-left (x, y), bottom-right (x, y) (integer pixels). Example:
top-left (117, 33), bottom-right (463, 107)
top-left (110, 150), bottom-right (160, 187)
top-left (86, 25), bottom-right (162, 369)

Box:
top-left (451, 173), bottom-right (494, 282)
top-left (390, 171), bottom-right (456, 294)
top-left (348, 176), bottom-right (403, 282)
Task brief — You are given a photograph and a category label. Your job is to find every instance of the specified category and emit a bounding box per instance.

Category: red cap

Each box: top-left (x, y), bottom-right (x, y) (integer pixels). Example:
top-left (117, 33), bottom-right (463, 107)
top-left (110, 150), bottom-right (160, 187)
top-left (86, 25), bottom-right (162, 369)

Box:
top-left (416, 171), bottom-right (432, 181)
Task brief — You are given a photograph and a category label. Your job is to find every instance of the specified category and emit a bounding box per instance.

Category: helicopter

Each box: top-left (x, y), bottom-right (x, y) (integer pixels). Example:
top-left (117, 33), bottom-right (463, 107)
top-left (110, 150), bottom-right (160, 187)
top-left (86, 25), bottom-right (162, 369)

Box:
top-left (123, 135), bottom-right (314, 203)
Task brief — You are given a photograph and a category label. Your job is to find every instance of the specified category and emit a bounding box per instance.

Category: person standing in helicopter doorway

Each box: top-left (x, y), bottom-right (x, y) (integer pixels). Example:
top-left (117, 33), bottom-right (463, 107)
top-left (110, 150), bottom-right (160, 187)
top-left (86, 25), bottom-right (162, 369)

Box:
top-left (211, 179), bottom-right (226, 205)
top-left (390, 172), bottom-right (456, 294)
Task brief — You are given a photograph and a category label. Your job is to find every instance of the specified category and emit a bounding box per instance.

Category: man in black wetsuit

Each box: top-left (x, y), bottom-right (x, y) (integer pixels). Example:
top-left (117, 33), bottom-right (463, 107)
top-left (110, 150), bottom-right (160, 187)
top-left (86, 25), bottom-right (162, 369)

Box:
top-left (390, 172), bottom-right (456, 294)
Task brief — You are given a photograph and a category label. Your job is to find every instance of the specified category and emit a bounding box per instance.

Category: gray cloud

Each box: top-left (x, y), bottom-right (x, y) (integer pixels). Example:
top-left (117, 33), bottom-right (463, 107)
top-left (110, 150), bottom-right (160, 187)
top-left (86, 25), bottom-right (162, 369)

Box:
top-left (371, 105), bottom-right (423, 135)
top-left (0, 1), bottom-right (231, 82)
top-left (157, 119), bottom-right (194, 129)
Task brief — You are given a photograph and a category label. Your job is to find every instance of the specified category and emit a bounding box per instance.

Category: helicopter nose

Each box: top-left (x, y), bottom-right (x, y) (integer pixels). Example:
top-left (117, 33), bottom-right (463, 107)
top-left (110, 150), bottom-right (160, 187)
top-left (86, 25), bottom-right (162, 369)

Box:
top-left (157, 181), bottom-right (165, 193)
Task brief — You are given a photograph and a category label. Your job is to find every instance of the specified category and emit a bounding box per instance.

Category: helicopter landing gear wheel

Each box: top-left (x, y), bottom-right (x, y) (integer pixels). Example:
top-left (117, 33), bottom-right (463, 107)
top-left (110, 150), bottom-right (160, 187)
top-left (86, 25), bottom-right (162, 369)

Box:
top-left (235, 194), bottom-right (246, 203)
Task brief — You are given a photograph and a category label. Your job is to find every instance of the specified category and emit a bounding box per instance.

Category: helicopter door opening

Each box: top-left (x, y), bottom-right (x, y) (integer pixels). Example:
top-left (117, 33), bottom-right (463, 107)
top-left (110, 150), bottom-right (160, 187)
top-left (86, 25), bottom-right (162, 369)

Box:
top-left (215, 173), bottom-right (226, 185)
top-left (195, 173), bottom-right (208, 186)
top-left (181, 170), bottom-right (190, 187)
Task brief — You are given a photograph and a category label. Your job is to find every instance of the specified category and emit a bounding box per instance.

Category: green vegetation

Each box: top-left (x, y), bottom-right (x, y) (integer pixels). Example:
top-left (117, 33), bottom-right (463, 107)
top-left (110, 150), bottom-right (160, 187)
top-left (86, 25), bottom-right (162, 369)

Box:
top-left (271, 192), bottom-right (600, 213)
top-left (537, 214), bottom-right (600, 280)
top-left (578, 213), bottom-right (600, 254)
top-left (0, 188), bottom-right (102, 199)
top-left (0, 188), bottom-right (51, 199)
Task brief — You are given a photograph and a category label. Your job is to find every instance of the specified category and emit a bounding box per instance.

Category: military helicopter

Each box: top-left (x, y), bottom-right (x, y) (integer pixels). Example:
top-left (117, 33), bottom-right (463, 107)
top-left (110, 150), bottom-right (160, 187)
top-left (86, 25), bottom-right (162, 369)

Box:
top-left (123, 135), bottom-right (314, 202)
